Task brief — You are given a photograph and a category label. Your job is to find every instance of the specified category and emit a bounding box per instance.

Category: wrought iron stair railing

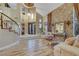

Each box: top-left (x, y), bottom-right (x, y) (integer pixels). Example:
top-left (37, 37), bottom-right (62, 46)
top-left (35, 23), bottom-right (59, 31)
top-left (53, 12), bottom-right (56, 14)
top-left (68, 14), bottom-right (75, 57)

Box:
top-left (0, 12), bottom-right (20, 35)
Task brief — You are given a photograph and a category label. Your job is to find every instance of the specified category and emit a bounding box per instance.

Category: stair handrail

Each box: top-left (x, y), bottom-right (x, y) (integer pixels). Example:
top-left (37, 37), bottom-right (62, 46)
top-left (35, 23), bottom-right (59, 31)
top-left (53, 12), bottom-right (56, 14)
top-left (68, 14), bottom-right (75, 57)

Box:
top-left (0, 12), bottom-right (19, 27)
top-left (0, 12), bottom-right (20, 35)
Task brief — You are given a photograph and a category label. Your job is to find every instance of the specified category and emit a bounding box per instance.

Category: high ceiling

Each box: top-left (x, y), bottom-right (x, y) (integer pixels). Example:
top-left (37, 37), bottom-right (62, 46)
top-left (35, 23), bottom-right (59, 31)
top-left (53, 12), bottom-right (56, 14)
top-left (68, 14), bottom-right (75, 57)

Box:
top-left (34, 3), bottom-right (63, 16)
top-left (8, 3), bottom-right (63, 16)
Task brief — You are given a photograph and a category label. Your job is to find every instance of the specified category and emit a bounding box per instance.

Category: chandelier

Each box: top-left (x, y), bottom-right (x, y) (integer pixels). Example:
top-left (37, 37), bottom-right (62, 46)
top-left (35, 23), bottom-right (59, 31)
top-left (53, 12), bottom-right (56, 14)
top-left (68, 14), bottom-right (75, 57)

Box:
top-left (24, 3), bottom-right (34, 8)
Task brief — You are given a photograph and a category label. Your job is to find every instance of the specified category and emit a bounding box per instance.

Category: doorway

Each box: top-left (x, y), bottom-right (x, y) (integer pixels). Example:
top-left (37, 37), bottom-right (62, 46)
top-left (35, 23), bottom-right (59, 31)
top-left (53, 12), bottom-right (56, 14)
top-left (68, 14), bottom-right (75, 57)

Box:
top-left (28, 22), bottom-right (36, 34)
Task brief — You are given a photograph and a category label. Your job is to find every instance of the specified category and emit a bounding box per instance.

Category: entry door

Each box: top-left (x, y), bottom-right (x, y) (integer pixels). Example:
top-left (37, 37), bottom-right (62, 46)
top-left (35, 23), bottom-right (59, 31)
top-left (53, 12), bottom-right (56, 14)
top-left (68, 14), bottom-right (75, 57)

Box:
top-left (28, 22), bottom-right (36, 34)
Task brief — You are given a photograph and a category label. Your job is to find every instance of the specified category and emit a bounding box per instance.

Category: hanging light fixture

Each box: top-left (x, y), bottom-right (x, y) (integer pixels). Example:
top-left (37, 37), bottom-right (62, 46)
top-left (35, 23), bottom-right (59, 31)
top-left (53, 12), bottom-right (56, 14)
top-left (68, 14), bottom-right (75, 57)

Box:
top-left (24, 3), bottom-right (34, 8)
top-left (24, 3), bottom-right (35, 21)
top-left (27, 8), bottom-right (31, 16)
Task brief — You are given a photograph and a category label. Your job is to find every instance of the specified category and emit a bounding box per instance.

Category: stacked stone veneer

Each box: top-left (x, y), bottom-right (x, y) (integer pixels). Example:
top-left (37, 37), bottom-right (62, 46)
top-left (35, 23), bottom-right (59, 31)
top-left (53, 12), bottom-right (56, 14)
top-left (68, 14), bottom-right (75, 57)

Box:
top-left (51, 3), bottom-right (73, 37)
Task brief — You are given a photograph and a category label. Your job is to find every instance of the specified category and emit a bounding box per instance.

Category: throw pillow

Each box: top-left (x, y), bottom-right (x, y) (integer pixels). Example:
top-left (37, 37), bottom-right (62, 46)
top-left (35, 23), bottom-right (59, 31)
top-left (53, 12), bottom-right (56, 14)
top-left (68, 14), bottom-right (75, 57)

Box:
top-left (65, 37), bottom-right (75, 46)
top-left (73, 35), bottom-right (79, 48)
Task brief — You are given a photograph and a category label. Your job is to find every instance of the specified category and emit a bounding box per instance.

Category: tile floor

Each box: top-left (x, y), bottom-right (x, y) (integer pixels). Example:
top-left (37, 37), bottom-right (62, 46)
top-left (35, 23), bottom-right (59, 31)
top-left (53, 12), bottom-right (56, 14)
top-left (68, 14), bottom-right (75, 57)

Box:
top-left (0, 38), bottom-right (54, 56)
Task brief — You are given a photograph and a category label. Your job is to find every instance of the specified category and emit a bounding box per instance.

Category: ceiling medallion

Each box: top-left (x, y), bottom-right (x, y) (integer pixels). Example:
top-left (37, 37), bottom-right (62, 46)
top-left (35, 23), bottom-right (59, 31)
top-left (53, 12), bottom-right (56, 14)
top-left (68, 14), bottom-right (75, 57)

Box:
top-left (24, 3), bottom-right (34, 8)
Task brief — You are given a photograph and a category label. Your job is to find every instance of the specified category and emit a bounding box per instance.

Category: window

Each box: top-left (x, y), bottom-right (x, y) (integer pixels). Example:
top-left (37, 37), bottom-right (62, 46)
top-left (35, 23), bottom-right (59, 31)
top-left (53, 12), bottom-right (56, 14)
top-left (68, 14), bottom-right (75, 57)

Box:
top-left (38, 19), bottom-right (42, 29)
top-left (55, 23), bottom-right (64, 33)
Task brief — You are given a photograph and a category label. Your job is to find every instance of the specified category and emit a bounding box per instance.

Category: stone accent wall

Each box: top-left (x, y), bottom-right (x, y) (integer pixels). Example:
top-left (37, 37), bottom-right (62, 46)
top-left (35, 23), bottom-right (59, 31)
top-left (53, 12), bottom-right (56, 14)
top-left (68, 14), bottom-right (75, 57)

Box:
top-left (51, 3), bottom-right (73, 37)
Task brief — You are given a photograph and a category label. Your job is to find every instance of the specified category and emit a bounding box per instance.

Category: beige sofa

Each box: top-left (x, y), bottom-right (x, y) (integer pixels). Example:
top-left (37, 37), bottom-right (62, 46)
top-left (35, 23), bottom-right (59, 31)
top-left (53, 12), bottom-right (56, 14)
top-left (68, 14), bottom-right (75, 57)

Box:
top-left (54, 35), bottom-right (79, 56)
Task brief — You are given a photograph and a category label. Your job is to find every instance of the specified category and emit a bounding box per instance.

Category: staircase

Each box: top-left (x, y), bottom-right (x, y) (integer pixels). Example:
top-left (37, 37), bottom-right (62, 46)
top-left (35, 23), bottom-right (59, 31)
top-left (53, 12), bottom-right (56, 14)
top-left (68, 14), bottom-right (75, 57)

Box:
top-left (0, 29), bottom-right (19, 50)
top-left (0, 12), bottom-right (20, 51)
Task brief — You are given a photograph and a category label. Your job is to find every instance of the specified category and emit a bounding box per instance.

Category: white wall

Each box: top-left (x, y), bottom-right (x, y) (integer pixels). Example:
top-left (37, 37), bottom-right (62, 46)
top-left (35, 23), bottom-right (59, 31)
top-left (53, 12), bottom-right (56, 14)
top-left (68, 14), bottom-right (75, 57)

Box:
top-left (0, 29), bottom-right (19, 49)
top-left (0, 4), bottom-right (21, 24)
